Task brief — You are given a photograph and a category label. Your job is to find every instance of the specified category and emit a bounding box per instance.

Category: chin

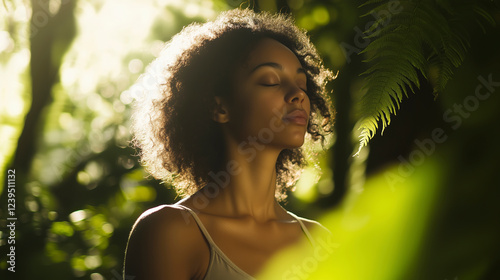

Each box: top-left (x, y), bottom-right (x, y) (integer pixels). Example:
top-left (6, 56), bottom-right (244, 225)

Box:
top-left (291, 142), bottom-right (305, 149)
top-left (273, 131), bottom-right (307, 149)
top-left (281, 139), bottom-right (306, 149)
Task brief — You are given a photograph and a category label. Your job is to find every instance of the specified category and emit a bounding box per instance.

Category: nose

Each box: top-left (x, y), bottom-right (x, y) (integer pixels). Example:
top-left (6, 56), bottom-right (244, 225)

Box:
top-left (285, 85), bottom-right (307, 104)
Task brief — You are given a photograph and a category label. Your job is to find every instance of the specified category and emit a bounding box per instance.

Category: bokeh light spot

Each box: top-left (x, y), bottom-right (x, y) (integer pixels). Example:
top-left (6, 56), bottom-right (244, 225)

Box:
top-left (69, 210), bottom-right (87, 223)
top-left (294, 167), bottom-right (320, 202)
top-left (0, 31), bottom-right (14, 53)
top-left (84, 255), bottom-right (102, 269)
top-left (312, 6), bottom-right (330, 25)
top-left (128, 58), bottom-right (144, 73)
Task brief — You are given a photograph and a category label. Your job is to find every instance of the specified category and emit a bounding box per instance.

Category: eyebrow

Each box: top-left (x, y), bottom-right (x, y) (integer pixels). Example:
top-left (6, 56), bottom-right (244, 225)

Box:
top-left (249, 62), bottom-right (306, 75)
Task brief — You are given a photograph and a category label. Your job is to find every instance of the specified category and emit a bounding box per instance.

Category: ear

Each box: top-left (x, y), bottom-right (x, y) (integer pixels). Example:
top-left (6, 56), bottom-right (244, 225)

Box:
top-left (212, 96), bottom-right (230, 123)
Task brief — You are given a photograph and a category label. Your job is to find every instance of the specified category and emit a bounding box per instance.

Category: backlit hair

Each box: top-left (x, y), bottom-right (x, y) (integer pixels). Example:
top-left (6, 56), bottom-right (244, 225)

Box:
top-left (131, 8), bottom-right (334, 201)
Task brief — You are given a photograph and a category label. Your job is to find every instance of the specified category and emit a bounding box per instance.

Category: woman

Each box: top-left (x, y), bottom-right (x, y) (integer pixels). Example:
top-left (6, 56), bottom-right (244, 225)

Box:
top-left (124, 8), bottom-right (334, 279)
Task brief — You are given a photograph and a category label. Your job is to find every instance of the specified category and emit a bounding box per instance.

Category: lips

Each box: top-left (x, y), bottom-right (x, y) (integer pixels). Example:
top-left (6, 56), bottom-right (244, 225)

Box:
top-left (283, 109), bottom-right (308, 126)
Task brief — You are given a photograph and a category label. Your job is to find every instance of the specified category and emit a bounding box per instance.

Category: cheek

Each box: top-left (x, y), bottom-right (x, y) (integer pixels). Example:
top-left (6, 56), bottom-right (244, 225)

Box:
top-left (236, 86), bottom-right (279, 114)
top-left (243, 97), bottom-right (283, 129)
top-left (231, 92), bottom-right (284, 133)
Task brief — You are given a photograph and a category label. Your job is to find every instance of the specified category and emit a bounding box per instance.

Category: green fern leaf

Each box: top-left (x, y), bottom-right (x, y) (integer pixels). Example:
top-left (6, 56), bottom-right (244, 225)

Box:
top-left (355, 0), bottom-right (495, 155)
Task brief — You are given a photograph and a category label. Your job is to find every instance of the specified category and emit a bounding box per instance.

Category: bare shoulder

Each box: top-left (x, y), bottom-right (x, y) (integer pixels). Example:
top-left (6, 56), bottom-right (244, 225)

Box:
top-left (124, 205), bottom-right (208, 280)
top-left (130, 204), bottom-right (194, 233)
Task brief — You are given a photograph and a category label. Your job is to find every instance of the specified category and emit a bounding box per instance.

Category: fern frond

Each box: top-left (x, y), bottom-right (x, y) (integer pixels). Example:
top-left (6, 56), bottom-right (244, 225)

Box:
top-left (355, 0), bottom-right (496, 155)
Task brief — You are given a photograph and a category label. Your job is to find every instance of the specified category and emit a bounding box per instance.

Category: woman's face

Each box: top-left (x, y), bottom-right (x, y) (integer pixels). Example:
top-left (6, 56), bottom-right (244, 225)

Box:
top-left (225, 38), bottom-right (311, 150)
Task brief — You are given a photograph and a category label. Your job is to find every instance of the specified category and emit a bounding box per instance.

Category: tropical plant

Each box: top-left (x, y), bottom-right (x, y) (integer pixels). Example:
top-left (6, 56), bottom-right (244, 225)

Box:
top-left (355, 0), bottom-right (496, 153)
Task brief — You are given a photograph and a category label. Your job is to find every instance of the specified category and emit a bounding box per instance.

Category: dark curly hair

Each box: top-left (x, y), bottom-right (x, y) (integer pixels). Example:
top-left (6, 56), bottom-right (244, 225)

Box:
top-left (131, 8), bottom-right (334, 201)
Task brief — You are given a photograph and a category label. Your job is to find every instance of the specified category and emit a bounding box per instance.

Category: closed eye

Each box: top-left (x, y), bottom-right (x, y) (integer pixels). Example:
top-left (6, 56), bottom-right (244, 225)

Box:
top-left (260, 83), bottom-right (280, 87)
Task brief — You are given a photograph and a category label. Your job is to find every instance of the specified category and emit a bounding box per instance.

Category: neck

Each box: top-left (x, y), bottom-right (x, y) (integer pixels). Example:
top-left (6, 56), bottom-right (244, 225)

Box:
top-left (213, 136), bottom-right (286, 222)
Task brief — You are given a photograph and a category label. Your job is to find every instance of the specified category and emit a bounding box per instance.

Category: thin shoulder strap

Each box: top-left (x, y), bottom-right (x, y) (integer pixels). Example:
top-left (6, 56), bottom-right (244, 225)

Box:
top-left (176, 205), bottom-right (217, 246)
top-left (176, 205), bottom-right (256, 279)
top-left (287, 211), bottom-right (316, 247)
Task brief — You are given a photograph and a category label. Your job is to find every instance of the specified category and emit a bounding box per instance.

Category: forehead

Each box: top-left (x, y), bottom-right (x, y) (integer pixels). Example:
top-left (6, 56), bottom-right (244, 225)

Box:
top-left (244, 38), bottom-right (302, 70)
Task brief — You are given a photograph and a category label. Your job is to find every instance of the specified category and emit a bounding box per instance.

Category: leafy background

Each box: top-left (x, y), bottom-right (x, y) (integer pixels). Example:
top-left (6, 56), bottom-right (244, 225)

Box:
top-left (1, 0), bottom-right (499, 279)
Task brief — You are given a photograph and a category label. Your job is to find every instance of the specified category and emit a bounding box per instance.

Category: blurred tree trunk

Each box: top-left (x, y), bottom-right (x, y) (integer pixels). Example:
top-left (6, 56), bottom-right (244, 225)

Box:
top-left (328, 67), bottom-right (354, 207)
top-left (12, 0), bottom-right (77, 174)
top-left (1, 1), bottom-right (77, 279)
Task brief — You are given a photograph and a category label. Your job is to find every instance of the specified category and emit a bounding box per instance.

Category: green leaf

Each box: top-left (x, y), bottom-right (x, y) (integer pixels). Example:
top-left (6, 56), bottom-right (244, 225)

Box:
top-left (355, 0), bottom-right (495, 155)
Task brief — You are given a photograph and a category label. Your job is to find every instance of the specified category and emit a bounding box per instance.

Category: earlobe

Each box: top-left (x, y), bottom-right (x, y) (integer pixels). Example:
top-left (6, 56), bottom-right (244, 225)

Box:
top-left (212, 96), bottom-right (230, 123)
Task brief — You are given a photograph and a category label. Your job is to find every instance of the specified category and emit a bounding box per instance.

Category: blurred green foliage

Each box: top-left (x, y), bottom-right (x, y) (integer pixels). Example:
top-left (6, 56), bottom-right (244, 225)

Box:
top-left (1, 0), bottom-right (499, 279)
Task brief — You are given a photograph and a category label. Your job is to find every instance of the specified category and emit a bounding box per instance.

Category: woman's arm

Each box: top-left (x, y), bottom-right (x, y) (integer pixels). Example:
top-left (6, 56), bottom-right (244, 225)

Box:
top-left (124, 205), bottom-right (208, 280)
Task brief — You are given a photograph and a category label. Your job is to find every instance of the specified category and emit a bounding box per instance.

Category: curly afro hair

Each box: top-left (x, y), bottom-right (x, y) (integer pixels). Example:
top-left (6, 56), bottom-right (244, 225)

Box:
top-left (131, 8), bottom-right (334, 201)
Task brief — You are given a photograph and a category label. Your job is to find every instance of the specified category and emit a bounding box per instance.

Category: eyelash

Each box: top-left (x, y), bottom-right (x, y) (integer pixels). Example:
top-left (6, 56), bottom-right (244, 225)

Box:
top-left (261, 83), bottom-right (279, 87)
top-left (260, 84), bottom-right (308, 94)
